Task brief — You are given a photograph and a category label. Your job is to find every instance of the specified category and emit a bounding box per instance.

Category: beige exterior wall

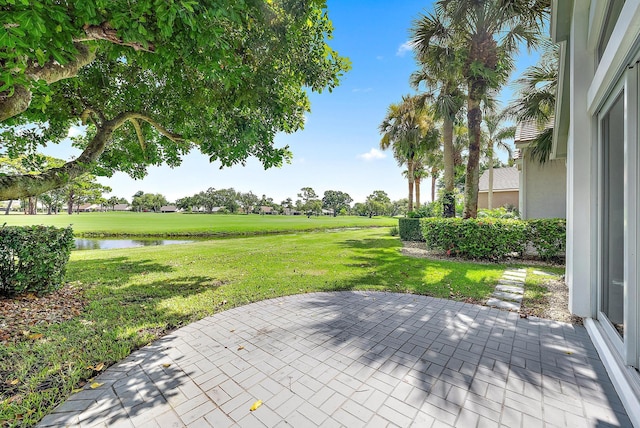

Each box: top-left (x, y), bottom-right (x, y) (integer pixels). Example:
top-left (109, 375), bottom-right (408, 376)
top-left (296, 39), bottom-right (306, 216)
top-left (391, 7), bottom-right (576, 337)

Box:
top-left (477, 190), bottom-right (518, 210)
top-left (520, 156), bottom-right (567, 219)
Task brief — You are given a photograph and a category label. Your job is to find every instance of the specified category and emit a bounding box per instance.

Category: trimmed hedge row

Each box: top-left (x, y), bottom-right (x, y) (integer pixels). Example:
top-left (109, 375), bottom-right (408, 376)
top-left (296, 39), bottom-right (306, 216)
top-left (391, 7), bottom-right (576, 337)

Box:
top-left (0, 225), bottom-right (74, 296)
top-left (398, 218), bottom-right (423, 242)
top-left (398, 217), bottom-right (566, 261)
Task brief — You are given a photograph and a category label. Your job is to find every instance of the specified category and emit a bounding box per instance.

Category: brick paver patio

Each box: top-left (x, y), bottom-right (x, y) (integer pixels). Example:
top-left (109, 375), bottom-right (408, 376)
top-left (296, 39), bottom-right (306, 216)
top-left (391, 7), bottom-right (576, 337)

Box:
top-left (39, 292), bottom-right (633, 427)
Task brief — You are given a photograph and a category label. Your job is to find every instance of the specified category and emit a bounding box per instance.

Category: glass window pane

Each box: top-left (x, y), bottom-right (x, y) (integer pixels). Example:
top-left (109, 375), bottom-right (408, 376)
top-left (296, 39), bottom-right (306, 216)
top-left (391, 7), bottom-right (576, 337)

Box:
top-left (598, 0), bottom-right (625, 62)
top-left (602, 93), bottom-right (625, 338)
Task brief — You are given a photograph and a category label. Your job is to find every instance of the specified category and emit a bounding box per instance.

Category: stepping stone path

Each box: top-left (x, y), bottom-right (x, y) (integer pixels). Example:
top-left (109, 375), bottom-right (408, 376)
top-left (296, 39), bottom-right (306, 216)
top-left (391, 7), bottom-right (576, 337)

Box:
top-left (486, 267), bottom-right (527, 311)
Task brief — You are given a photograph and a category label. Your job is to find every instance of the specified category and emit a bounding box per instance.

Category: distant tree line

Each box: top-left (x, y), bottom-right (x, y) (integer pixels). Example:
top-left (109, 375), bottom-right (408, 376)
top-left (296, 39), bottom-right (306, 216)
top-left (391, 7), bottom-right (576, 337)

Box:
top-left (2, 173), bottom-right (409, 217)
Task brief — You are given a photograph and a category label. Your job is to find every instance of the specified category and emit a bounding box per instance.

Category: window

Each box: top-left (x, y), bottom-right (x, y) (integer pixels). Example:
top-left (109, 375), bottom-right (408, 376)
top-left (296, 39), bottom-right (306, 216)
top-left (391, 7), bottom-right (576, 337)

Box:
top-left (598, 0), bottom-right (625, 62)
top-left (600, 92), bottom-right (625, 339)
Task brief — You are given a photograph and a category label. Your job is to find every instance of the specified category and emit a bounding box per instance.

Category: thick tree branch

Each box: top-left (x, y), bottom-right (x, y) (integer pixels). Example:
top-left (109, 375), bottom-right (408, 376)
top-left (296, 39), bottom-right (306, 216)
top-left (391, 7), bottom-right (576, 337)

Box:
top-left (0, 44), bottom-right (96, 122)
top-left (129, 118), bottom-right (147, 156)
top-left (0, 112), bottom-right (184, 199)
top-left (76, 23), bottom-right (155, 52)
top-left (0, 85), bottom-right (32, 122)
top-left (128, 113), bottom-right (185, 144)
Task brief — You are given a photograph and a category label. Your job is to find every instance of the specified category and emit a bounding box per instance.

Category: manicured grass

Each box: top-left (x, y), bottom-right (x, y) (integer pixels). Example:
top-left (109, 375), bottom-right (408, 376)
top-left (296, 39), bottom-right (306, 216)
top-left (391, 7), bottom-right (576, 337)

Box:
top-left (0, 212), bottom-right (397, 237)
top-left (0, 228), bottom-right (505, 426)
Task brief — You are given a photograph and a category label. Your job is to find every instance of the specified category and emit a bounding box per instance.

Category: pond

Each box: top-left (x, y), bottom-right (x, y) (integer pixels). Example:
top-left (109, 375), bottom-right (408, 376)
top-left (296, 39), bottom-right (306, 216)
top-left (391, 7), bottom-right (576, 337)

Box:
top-left (74, 238), bottom-right (198, 250)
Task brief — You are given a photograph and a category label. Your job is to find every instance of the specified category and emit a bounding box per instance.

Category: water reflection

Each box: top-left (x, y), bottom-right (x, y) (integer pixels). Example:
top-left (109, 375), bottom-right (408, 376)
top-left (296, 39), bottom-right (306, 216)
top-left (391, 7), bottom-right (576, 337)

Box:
top-left (74, 238), bottom-right (196, 250)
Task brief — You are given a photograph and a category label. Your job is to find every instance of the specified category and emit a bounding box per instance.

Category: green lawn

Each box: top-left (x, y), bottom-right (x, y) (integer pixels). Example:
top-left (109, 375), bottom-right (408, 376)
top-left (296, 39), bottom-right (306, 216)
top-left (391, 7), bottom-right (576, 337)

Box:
top-left (0, 212), bottom-right (397, 237)
top-left (0, 228), bottom-right (505, 426)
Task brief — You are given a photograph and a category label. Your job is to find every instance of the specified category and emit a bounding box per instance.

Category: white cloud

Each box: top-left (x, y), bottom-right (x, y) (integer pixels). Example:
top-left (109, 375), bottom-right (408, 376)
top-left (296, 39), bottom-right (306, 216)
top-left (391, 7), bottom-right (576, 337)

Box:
top-left (67, 125), bottom-right (85, 138)
top-left (357, 148), bottom-right (386, 161)
top-left (396, 41), bottom-right (414, 57)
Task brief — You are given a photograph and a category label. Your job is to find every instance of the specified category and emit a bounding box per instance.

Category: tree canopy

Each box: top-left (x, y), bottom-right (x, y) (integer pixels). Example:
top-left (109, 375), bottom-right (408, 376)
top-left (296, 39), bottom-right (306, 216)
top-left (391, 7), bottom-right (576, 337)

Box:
top-left (0, 0), bottom-right (350, 200)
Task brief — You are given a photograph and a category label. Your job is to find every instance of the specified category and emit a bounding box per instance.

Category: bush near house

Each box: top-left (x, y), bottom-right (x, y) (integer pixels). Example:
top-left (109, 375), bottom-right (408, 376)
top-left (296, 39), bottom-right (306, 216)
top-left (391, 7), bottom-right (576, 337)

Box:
top-left (0, 226), bottom-right (74, 296)
top-left (399, 217), bottom-right (566, 261)
top-left (527, 218), bottom-right (566, 260)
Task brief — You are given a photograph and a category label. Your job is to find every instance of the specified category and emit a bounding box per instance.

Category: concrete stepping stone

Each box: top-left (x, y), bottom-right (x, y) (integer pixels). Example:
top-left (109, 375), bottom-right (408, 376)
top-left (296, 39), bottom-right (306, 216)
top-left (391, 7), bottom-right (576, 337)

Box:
top-left (487, 268), bottom-right (527, 312)
top-left (492, 291), bottom-right (523, 302)
top-left (498, 279), bottom-right (525, 286)
top-left (495, 284), bottom-right (524, 294)
top-left (486, 298), bottom-right (521, 310)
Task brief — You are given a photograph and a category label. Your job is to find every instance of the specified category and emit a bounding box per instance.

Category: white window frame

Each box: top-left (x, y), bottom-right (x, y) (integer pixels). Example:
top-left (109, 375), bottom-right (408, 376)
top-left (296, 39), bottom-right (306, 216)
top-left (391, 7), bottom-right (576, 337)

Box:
top-left (597, 65), bottom-right (640, 368)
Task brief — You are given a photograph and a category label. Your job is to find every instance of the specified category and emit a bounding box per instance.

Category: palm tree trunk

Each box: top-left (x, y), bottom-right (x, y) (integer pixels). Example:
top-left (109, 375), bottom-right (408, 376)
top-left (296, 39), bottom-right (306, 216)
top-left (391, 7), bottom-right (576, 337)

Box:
top-left (463, 82), bottom-right (483, 219)
top-left (4, 200), bottom-right (12, 215)
top-left (431, 167), bottom-right (437, 203)
top-left (488, 143), bottom-right (494, 210)
top-left (443, 117), bottom-right (455, 217)
top-left (407, 160), bottom-right (415, 212)
top-left (415, 177), bottom-right (421, 209)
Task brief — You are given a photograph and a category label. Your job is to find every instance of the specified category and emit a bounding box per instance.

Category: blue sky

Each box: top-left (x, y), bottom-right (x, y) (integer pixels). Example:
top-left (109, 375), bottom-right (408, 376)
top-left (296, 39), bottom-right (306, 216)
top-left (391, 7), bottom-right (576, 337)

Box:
top-left (52, 0), bottom-right (541, 205)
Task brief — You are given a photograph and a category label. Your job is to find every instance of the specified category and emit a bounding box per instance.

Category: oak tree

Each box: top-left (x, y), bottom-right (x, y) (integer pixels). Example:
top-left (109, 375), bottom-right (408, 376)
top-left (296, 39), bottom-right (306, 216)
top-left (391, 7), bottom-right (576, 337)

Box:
top-left (0, 0), bottom-right (349, 199)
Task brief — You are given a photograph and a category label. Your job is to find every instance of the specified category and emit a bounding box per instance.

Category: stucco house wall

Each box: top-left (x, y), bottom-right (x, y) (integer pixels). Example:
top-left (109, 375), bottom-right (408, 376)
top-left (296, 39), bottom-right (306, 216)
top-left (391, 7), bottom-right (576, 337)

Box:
top-left (477, 190), bottom-right (518, 210)
top-left (519, 156), bottom-right (567, 219)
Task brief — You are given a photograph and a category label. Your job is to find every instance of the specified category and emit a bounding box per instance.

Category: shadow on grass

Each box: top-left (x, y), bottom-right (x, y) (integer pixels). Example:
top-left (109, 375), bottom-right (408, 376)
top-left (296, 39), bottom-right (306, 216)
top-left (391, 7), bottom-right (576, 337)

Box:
top-left (334, 237), bottom-right (500, 301)
top-left (66, 257), bottom-right (174, 286)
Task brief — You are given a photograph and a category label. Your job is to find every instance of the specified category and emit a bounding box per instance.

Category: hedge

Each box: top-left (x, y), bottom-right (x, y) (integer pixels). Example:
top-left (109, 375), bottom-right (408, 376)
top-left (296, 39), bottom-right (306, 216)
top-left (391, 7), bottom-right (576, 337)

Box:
top-left (398, 217), bottom-right (566, 261)
top-left (421, 217), bottom-right (528, 259)
top-left (0, 225), bottom-right (74, 296)
top-left (398, 218), bottom-right (423, 241)
top-left (527, 218), bottom-right (566, 260)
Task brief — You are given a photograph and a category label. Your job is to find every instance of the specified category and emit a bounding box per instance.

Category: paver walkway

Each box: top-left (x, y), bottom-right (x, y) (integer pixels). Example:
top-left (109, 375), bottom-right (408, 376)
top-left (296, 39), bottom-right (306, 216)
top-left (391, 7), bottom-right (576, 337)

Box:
top-left (38, 292), bottom-right (633, 427)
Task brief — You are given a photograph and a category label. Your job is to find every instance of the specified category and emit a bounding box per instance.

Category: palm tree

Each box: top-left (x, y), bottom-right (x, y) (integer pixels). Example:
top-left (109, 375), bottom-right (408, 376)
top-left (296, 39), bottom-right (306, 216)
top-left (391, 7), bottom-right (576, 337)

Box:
top-left (435, 0), bottom-right (548, 218)
top-left (380, 95), bottom-right (439, 212)
top-left (507, 39), bottom-right (557, 163)
top-left (410, 12), bottom-right (466, 217)
top-left (483, 110), bottom-right (515, 209)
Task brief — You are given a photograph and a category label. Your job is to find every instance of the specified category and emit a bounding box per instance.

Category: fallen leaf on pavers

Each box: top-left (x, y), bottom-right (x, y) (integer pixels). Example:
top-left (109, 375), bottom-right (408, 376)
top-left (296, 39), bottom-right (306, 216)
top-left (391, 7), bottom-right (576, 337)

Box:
top-left (565, 351), bottom-right (573, 355)
top-left (94, 363), bottom-right (105, 371)
top-left (28, 333), bottom-right (43, 340)
top-left (250, 400), bottom-right (263, 411)
top-left (237, 346), bottom-right (245, 351)
top-left (90, 382), bottom-right (103, 389)
top-left (9, 379), bottom-right (19, 385)
top-left (72, 388), bottom-right (83, 393)
top-left (162, 364), bottom-right (171, 368)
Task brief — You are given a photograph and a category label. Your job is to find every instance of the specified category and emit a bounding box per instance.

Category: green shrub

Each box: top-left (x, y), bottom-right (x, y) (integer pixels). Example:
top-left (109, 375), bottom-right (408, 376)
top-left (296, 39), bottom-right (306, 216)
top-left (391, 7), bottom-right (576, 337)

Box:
top-left (527, 218), bottom-right (566, 260)
top-left (477, 207), bottom-right (520, 219)
top-left (407, 201), bottom-right (443, 219)
top-left (421, 217), bottom-right (528, 259)
top-left (398, 218), bottom-right (423, 241)
top-left (389, 225), bottom-right (399, 236)
top-left (0, 225), bottom-right (74, 296)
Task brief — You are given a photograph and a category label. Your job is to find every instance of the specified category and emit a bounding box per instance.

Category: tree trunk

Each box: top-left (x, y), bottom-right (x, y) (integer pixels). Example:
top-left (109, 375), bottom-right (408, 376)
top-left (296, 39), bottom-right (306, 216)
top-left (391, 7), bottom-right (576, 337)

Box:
top-left (431, 167), bottom-right (437, 203)
top-left (67, 192), bottom-right (74, 215)
top-left (407, 160), bottom-right (415, 212)
top-left (415, 177), bottom-right (421, 209)
top-left (463, 81), bottom-right (483, 219)
top-left (4, 200), bottom-right (12, 215)
top-left (443, 117), bottom-right (456, 217)
top-left (28, 197), bottom-right (36, 215)
top-left (488, 143), bottom-right (494, 210)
